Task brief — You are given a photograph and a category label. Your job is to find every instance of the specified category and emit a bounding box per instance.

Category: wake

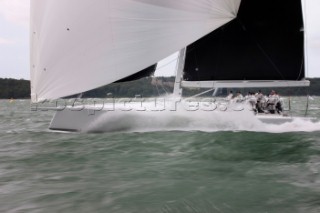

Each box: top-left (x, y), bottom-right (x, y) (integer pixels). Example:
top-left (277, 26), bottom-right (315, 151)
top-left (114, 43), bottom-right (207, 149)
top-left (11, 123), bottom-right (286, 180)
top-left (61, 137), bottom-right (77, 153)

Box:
top-left (84, 109), bottom-right (320, 133)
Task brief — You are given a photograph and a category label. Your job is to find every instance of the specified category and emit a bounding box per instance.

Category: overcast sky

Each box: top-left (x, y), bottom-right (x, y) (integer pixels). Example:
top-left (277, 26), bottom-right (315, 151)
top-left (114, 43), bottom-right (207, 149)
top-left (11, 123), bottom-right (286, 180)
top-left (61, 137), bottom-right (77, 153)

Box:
top-left (0, 0), bottom-right (319, 80)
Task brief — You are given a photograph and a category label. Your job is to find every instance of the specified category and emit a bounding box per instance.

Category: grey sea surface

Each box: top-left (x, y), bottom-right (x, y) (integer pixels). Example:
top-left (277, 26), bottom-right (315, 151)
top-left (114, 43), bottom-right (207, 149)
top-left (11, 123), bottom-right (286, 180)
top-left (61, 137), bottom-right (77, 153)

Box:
top-left (1, 98), bottom-right (320, 213)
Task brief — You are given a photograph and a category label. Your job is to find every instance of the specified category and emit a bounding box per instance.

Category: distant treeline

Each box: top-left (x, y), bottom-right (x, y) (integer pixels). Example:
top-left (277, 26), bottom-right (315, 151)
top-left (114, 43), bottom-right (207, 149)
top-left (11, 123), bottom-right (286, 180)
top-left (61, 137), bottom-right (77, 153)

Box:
top-left (0, 78), bottom-right (30, 99)
top-left (1, 77), bottom-right (320, 99)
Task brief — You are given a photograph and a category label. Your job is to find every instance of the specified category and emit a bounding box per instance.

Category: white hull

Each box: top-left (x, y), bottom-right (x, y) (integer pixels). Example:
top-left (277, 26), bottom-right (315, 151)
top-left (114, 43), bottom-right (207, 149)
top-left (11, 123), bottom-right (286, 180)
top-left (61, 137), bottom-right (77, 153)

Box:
top-left (49, 102), bottom-right (312, 132)
top-left (49, 108), bottom-right (103, 132)
top-left (255, 114), bottom-right (294, 124)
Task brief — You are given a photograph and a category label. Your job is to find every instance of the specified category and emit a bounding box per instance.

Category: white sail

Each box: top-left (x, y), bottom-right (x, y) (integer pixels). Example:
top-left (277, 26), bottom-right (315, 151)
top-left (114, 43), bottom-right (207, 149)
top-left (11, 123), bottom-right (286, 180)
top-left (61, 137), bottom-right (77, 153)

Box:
top-left (30, 0), bottom-right (241, 102)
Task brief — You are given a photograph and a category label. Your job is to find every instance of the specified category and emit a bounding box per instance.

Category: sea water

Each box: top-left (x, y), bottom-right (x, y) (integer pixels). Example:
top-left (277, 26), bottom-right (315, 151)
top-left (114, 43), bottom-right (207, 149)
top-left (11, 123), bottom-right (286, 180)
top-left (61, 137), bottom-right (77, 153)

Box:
top-left (0, 98), bottom-right (320, 212)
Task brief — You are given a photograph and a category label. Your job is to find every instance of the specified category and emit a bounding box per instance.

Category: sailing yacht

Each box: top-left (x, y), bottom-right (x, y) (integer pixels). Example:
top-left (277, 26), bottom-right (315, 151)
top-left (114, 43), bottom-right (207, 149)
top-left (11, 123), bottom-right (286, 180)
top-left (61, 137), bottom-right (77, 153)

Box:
top-left (30, 0), bottom-right (314, 132)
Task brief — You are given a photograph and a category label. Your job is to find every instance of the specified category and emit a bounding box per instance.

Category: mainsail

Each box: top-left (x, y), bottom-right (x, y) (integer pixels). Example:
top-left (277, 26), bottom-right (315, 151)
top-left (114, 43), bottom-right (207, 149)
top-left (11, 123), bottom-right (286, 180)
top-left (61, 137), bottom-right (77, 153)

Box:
top-left (183, 0), bottom-right (306, 83)
top-left (30, 0), bottom-right (241, 102)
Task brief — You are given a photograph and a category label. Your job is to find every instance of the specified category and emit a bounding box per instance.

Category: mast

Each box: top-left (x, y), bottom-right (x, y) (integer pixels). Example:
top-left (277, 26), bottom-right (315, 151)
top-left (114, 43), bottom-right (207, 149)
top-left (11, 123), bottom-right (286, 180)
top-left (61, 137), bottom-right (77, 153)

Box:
top-left (173, 48), bottom-right (186, 97)
top-left (302, 0), bottom-right (309, 77)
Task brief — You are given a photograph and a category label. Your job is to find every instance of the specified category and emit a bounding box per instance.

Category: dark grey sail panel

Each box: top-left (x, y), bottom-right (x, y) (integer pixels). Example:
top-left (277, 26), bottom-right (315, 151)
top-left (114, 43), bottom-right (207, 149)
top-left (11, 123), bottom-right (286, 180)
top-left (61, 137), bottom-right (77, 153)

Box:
top-left (183, 0), bottom-right (305, 81)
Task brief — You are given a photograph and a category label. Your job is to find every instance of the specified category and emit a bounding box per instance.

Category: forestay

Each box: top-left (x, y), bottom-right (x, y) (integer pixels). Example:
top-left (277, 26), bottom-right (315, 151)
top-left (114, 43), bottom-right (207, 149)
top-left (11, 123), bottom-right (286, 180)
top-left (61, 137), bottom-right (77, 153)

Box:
top-left (30, 0), bottom-right (241, 102)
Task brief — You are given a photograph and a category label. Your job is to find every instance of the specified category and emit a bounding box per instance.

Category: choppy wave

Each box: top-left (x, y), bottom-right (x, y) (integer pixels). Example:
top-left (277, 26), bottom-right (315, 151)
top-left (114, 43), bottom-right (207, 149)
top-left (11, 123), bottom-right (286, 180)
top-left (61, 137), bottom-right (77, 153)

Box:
top-left (1, 99), bottom-right (320, 212)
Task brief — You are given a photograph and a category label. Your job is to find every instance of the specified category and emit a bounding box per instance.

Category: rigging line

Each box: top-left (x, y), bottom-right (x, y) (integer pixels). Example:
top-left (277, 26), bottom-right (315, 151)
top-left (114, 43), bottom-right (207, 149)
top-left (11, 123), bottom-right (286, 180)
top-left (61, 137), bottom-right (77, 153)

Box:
top-left (237, 19), bottom-right (286, 81)
top-left (184, 88), bottom-right (215, 100)
top-left (160, 83), bottom-right (169, 95)
top-left (305, 87), bottom-right (310, 117)
top-left (153, 77), bottom-right (161, 96)
top-left (296, 58), bottom-right (304, 81)
top-left (71, 93), bottom-right (83, 107)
